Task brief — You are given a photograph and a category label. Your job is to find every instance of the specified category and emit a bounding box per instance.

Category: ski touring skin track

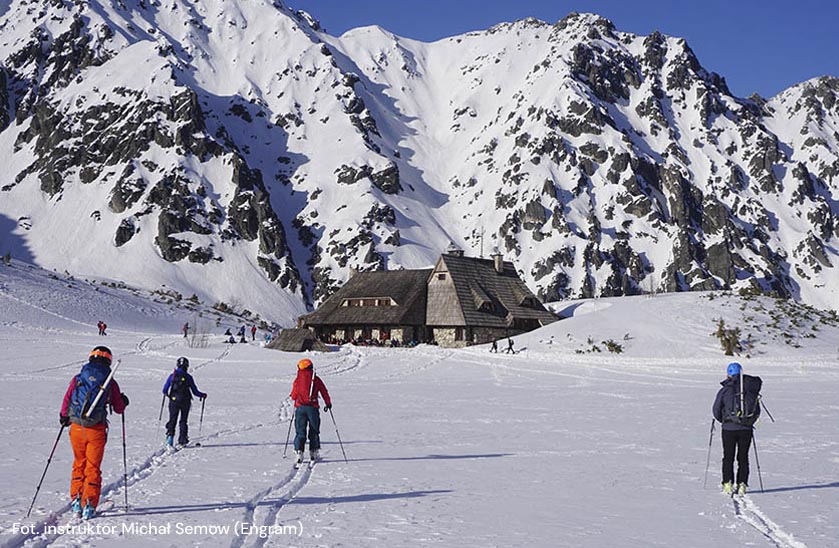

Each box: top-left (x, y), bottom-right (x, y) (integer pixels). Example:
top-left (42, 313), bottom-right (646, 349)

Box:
top-left (731, 494), bottom-right (808, 548)
top-left (229, 463), bottom-right (314, 548)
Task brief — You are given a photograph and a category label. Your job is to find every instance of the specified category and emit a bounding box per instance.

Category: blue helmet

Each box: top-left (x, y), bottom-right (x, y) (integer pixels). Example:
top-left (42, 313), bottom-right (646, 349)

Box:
top-left (727, 362), bottom-right (742, 376)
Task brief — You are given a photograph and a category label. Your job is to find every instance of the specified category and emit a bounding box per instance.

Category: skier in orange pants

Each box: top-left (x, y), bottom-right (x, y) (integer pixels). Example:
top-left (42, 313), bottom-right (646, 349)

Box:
top-left (60, 346), bottom-right (128, 519)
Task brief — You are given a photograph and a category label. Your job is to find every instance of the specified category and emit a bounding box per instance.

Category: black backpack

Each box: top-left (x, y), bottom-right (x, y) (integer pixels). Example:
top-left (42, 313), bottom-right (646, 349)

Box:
top-left (725, 374), bottom-right (762, 426)
top-left (168, 369), bottom-right (191, 402)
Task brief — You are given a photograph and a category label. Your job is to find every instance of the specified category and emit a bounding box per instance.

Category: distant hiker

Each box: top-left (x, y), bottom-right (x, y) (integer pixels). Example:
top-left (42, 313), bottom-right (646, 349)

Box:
top-left (59, 346), bottom-right (128, 519)
top-left (239, 325), bottom-right (246, 343)
top-left (490, 339), bottom-right (498, 353)
top-left (182, 323), bottom-right (189, 338)
top-left (100, 322), bottom-right (107, 336)
top-left (290, 358), bottom-right (332, 466)
top-left (162, 357), bottom-right (207, 447)
top-left (224, 328), bottom-right (232, 336)
top-left (96, 321), bottom-right (106, 336)
top-left (505, 337), bottom-right (515, 354)
top-left (712, 362), bottom-right (762, 496)
top-left (225, 335), bottom-right (236, 344)
top-left (251, 325), bottom-right (257, 341)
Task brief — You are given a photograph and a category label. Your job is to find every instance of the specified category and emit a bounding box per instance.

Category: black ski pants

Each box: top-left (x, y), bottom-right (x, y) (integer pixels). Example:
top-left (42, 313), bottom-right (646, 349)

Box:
top-left (721, 428), bottom-right (752, 486)
top-left (166, 399), bottom-right (192, 445)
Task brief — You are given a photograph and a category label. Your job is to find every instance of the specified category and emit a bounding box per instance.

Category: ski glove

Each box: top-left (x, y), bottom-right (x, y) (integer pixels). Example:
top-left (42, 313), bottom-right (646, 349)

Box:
top-left (324, 404), bottom-right (332, 411)
top-left (121, 393), bottom-right (129, 407)
top-left (59, 414), bottom-right (70, 427)
top-left (200, 393), bottom-right (207, 400)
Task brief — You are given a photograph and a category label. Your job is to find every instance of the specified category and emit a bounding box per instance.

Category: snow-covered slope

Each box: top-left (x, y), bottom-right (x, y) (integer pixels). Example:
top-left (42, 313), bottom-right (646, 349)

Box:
top-left (0, 2), bottom-right (838, 324)
top-left (1, 258), bottom-right (838, 547)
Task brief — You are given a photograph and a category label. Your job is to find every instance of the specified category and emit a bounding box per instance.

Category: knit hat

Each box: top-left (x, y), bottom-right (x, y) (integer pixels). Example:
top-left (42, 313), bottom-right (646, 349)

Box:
top-left (298, 358), bottom-right (313, 370)
top-left (727, 362), bottom-right (742, 377)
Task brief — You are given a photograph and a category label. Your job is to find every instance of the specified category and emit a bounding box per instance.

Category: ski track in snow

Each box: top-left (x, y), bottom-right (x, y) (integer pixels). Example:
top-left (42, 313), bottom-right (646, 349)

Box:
top-left (732, 495), bottom-right (809, 548)
top-left (231, 464), bottom-right (313, 548)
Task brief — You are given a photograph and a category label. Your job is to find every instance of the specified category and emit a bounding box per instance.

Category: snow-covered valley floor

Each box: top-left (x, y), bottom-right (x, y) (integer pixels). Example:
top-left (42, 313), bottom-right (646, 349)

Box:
top-left (1, 262), bottom-right (837, 547)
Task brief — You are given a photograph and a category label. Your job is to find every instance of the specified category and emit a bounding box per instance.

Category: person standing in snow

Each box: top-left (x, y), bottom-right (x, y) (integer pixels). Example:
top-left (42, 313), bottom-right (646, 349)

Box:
top-left (290, 358), bottom-right (332, 465)
top-left (182, 322), bottom-right (189, 338)
top-left (490, 339), bottom-right (498, 352)
top-left (59, 346), bottom-right (129, 519)
top-left (162, 357), bottom-right (207, 447)
top-left (239, 325), bottom-right (246, 343)
top-left (505, 337), bottom-right (515, 354)
top-left (251, 325), bottom-right (257, 341)
top-left (712, 362), bottom-right (762, 495)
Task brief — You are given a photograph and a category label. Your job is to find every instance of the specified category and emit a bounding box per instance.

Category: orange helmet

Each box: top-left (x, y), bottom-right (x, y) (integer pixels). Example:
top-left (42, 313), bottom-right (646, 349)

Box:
top-left (297, 358), bottom-right (313, 370)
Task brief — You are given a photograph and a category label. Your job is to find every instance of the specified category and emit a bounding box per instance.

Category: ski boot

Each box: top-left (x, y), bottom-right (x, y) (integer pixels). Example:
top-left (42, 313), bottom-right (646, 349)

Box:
top-left (310, 449), bottom-right (319, 462)
top-left (71, 495), bottom-right (82, 517)
top-left (737, 483), bottom-right (747, 496)
top-left (722, 481), bottom-right (734, 495)
top-left (294, 450), bottom-right (304, 468)
top-left (82, 502), bottom-right (96, 520)
top-left (166, 435), bottom-right (174, 447)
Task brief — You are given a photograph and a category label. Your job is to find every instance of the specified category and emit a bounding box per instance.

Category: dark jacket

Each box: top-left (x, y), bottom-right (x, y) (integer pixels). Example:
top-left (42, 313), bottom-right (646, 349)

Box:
top-left (163, 367), bottom-right (206, 403)
top-left (713, 374), bottom-right (762, 431)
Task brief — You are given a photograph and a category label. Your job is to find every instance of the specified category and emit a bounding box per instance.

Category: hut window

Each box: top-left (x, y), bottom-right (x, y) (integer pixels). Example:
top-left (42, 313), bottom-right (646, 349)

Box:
top-left (455, 327), bottom-right (464, 341)
top-left (377, 298), bottom-right (392, 306)
top-left (345, 299), bottom-right (362, 307)
top-left (437, 273), bottom-right (447, 280)
top-left (363, 299), bottom-right (377, 307)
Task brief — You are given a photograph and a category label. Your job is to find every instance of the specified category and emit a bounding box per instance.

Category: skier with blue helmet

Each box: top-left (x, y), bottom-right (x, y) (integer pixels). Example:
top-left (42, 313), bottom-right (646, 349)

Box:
top-left (712, 362), bottom-right (762, 495)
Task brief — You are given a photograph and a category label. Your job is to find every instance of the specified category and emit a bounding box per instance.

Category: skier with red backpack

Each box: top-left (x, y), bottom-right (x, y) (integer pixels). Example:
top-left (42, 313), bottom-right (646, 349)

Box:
top-left (59, 346), bottom-right (129, 519)
top-left (290, 358), bottom-right (332, 467)
top-left (712, 362), bottom-right (762, 495)
top-left (162, 357), bottom-right (207, 447)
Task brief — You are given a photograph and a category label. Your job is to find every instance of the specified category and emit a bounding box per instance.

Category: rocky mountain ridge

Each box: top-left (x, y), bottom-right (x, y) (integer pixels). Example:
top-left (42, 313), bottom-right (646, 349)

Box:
top-left (0, 1), bottom-right (837, 321)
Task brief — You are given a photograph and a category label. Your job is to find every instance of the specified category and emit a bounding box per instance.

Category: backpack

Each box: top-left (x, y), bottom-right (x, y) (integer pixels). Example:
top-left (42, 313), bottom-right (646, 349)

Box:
top-left (168, 369), bottom-right (192, 402)
top-left (725, 374), bottom-right (762, 427)
top-left (68, 363), bottom-right (111, 427)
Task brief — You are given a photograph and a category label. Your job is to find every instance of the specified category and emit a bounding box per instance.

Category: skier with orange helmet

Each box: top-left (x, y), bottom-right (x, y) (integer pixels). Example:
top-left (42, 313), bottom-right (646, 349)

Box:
top-left (289, 358), bottom-right (332, 466)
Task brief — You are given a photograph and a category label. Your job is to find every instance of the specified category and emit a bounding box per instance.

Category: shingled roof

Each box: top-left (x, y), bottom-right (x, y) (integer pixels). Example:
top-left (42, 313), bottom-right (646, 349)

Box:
top-left (427, 253), bottom-right (557, 328)
top-left (302, 269), bottom-right (432, 326)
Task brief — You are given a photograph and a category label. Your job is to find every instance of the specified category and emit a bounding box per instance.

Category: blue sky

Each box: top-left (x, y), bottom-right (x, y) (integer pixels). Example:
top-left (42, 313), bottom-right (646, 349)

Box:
top-left (290, 0), bottom-right (837, 98)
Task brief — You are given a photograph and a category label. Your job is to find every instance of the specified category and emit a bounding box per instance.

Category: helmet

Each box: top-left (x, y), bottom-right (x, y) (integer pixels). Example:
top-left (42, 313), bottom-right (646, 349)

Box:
top-left (727, 362), bottom-right (742, 377)
top-left (89, 346), bottom-right (113, 366)
top-left (297, 358), bottom-right (313, 370)
top-left (177, 357), bottom-right (190, 370)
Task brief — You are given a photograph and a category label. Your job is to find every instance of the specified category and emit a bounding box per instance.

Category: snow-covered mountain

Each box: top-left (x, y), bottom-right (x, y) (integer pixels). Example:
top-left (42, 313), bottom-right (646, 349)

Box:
top-left (0, 1), bottom-right (837, 322)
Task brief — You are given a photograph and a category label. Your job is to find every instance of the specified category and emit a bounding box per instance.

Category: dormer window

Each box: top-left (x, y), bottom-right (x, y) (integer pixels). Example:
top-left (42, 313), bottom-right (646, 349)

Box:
top-left (437, 273), bottom-right (447, 280)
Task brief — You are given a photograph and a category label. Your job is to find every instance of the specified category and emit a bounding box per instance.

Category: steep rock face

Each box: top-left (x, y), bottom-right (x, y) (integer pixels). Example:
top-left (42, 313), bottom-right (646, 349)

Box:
top-left (0, 2), bottom-right (838, 319)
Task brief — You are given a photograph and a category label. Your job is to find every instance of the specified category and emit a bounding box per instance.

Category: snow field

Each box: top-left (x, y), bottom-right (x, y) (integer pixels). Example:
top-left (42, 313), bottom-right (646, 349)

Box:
top-left (1, 262), bottom-right (838, 547)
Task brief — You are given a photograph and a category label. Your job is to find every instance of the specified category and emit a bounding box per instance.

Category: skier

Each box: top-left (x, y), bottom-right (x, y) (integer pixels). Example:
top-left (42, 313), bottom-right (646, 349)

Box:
top-left (182, 322), bottom-right (189, 338)
top-left (289, 358), bottom-right (332, 466)
top-left (238, 325), bottom-right (246, 343)
top-left (251, 325), bottom-right (257, 341)
top-left (162, 357), bottom-right (207, 447)
top-left (100, 322), bottom-right (107, 336)
top-left (712, 362), bottom-right (762, 495)
top-left (490, 339), bottom-right (498, 353)
top-left (505, 337), bottom-right (515, 354)
top-left (59, 346), bottom-right (129, 519)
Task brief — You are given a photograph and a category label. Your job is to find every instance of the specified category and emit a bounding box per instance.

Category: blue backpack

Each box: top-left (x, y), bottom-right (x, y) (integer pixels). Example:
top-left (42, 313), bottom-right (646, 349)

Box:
top-left (68, 363), bottom-right (111, 427)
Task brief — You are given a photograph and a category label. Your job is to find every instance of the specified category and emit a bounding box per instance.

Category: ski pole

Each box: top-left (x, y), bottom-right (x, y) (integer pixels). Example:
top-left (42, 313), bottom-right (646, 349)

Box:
top-left (752, 429), bottom-right (765, 492)
top-left (199, 398), bottom-right (206, 434)
top-left (703, 418), bottom-right (716, 488)
top-left (283, 409), bottom-right (294, 458)
top-left (121, 413), bottom-right (129, 510)
top-left (26, 426), bottom-right (66, 518)
top-left (328, 408), bottom-right (348, 464)
top-left (85, 359), bottom-right (121, 419)
top-left (760, 398), bottom-right (776, 423)
top-left (158, 394), bottom-right (165, 424)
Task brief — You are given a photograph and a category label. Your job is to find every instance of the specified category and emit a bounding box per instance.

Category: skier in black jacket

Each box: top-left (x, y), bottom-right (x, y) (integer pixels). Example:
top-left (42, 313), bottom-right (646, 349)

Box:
top-left (712, 362), bottom-right (761, 495)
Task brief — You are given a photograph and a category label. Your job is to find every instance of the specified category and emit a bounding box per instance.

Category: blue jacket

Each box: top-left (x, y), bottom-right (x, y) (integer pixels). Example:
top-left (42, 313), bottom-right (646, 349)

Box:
top-left (713, 374), bottom-right (761, 431)
top-left (163, 367), bottom-right (206, 402)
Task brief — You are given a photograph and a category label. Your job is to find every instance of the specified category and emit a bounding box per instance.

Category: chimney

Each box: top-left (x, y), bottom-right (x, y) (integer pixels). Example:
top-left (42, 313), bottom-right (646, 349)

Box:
top-left (446, 241), bottom-right (464, 257)
top-left (492, 252), bottom-right (504, 273)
